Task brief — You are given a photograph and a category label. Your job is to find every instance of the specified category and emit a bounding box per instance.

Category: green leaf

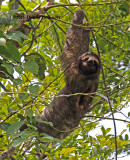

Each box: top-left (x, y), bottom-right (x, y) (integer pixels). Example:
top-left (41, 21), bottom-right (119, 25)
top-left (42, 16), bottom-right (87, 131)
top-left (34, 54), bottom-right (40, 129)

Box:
top-left (11, 130), bottom-right (35, 140)
top-left (8, 9), bottom-right (19, 15)
top-left (26, 124), bottom-right (37, 131)
top-left (14, 31), bottom-right (28, 40)
top-left (101, 126), bottom-right (106, 136)
top-left (0, 38), bottom-right (6, 46)
top-left (6, 41), bottom-right (21, 62)
top-left (3, 62), bottom-right (14, 75)
top-left (33, 118), bottom-right (53, 127)
top-left (13, 79), bottom-right (22, 86)
top-left (14, 65), bottom-right (23, 74)
top-left (26, 109), bottom-right (33, 118)
top-left (23, 60), bottom-right (39, 74)
top-left (119, 135), bottom-right (123, 140)
top-left (7, 121), bottom-right (25, 136)
top-left (5, 33), bottom-right (21, 44)
top-left (61, 147), bottom-right (76, 156)
top-left (12, 137), bottom-right (26, 147)
top-left (0, 123), bottom-right (11, 131)
top-left (125, 134), bottom-right (128, 140)
top-left (25, 52), bottom-right (46, 80)
top-left (105, 128), bottom-right (111, 135)
top-left (0, 46), bottom-right (13, 61)
top-left (41, 134), bottom-right (61, 143)
top-left (18, 93), bottom-right (29, 102)
top-left (120, 129), bottom-right (127, 135)
top-left (42, 137), bottom-right (53, 142)
top-left (29, 85), bottom-right (39, 95)
top-left (5, 31), bottom-right (28, 42)
top-left (17, 114), bottom-right (25, 120)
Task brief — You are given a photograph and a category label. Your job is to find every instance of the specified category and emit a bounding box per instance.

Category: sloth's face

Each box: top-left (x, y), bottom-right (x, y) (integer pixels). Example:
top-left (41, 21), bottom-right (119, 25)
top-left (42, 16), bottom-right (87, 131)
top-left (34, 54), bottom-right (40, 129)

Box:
top-left (79, 53), bottom-right (100, 75)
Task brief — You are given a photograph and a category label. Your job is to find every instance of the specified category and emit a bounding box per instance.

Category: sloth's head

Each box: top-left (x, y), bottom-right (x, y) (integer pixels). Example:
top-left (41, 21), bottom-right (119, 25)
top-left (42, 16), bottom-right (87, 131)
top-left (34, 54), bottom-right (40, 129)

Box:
top-left (79, 52), bottom-right (100, 75)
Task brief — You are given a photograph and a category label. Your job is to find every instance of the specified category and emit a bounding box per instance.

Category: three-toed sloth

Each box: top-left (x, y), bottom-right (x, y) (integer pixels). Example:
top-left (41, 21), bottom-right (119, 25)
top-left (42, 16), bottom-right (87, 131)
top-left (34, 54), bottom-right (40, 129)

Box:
top-left (35, 10), bottom-right (101, 139)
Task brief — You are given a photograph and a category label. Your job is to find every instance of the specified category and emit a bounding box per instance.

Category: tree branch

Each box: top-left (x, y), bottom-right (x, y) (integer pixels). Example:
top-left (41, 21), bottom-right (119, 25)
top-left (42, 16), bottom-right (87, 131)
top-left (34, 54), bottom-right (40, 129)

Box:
top-left (46, 0), bottom-right (128, 9)
top-left (25, 14), bottom-right (130, 29)
top-left (6, 0), bottom-right (54, 32)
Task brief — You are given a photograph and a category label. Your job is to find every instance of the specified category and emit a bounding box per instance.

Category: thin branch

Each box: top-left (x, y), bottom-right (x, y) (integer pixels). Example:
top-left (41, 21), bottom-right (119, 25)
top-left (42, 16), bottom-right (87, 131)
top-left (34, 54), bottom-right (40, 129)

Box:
top-left (35, 17), bottom-right (43, 29)
top-left (21, 16), bottom-right (43, 56)
top-left (53, 22), bottom-right (66, 34)
top-left (29, 14), bottom-right (130, 29)
top-left (39, 143), bottom-right (50, 160)
top-left (80, 123), bottom-right (88, 135)
top-left (116, 109), bottom-right (130, 119)
top-left (22, 39), bottom-right (34, 56)
top-left (16, 0), bottom-right (26, 10)
top-left (46, 0), bottom-right (129, 9)
top-left (0, 82), bottom-right (10, 93)
top-left (84, 115), bottom-right (130, 123)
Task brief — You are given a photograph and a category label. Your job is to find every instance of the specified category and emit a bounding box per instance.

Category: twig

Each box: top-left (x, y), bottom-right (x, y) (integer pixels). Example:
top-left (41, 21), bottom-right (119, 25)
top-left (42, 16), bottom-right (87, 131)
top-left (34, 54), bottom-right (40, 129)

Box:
top-left (80, 123), bottom-right (88, 134)
top-left (53, 22), bottom-right (66, 34)
top-left (22, 39), bottom-right (34, 56)
top-left (39, 142), bottom-right (50, 160)
top-left (0, 82), bottom-right (10, 93)
top-left (84, 115), bottom-right (130, 123)
top-left (16, 0), bottom-right (26, 10)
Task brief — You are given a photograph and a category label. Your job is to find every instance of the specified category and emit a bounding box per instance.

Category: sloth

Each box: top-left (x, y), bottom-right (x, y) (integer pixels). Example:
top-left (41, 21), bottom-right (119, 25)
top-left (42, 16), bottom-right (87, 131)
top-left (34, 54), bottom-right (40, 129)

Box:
top-left (35, 10), bottom-right (100, 139)
top-left (35, 52), bottom-right (101, 139)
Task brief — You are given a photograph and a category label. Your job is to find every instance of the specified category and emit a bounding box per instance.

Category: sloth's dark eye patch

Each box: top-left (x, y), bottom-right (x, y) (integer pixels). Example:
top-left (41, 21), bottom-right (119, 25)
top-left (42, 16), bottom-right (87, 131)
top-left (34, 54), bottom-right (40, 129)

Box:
top-left (84, 58), bottom-right (89, 61)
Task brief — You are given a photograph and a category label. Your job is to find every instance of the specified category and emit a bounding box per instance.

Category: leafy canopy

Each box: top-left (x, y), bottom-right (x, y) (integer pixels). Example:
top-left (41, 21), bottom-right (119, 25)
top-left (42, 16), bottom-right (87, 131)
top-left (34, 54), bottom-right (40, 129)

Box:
top-left (0, 0), bottom-right (129, 159)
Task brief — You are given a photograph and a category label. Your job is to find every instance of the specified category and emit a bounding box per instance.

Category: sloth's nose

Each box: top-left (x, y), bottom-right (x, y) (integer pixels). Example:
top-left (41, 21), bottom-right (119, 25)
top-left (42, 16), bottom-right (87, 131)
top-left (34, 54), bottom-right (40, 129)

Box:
top-left (87, 59), bottom-right (94, 65)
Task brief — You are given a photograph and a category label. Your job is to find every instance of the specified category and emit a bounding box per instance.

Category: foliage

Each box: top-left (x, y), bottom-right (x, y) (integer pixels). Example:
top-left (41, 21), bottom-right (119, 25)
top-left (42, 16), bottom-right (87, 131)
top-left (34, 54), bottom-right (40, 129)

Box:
top-left (0, 0), bottom-right (129, 159)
